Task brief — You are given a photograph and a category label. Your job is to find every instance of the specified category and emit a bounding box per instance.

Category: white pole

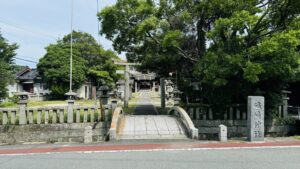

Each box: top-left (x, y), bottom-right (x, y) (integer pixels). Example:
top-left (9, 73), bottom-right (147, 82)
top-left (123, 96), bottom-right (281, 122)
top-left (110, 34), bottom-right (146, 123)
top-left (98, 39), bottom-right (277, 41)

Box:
top-left (96, 0), bottom-right (101, 45)
top-left (70, 0), bottom-right (74, 92)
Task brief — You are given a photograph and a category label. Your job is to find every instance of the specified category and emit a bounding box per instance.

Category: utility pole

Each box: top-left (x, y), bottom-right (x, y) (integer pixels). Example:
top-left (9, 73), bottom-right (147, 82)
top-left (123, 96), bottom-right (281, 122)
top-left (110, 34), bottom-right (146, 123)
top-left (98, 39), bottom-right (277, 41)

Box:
top-left (96, 0), bottom-right (101, 45)
top-left (69, 0), bottom-right (74, 93)
top-left (114, 61), bottom-right (141, 108)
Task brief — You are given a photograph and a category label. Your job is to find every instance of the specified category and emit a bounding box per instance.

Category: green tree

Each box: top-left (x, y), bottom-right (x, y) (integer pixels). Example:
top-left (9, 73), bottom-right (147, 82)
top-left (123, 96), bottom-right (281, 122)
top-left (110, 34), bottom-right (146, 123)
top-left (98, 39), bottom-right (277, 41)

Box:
top-left (99, 0), bottom-right (300, 115)
top-left (37, 43), bottom-right (87, 99)
top-left (61, 31), bottom-right (120, 87)
top-left (0, 32), bottom-right (18, 100)
top-left (38, 31), bottom-right (120, 99)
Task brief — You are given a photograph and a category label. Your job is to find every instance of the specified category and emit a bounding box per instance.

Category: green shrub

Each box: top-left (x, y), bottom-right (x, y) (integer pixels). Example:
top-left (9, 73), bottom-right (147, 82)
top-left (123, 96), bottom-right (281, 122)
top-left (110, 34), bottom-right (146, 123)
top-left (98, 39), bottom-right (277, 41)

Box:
top-left (273, 117), bottom-right (296, 125)
top-left (9, 95), bottom-right (19, 104)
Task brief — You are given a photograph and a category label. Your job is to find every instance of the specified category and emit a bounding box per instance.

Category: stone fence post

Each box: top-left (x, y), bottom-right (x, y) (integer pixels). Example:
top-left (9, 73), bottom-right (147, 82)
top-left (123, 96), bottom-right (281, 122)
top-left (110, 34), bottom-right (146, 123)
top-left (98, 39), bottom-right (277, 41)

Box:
top-left (17, 92), bottom-right (29, 125)
top-left (65, 91), bottom-right (76, 123)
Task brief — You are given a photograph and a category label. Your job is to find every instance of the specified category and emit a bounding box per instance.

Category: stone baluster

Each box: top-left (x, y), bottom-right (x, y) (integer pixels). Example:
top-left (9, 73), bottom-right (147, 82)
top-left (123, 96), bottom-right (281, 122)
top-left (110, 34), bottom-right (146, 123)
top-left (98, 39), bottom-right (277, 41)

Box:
top-left (203, 107), bottom-right (207, 120)
top-left (2, 111), bottom-right (8, 125)
top-left (52, 109), bottom-right (57, 124)
top-left (59, 109), bottom-right (64, 123)
top-left (224, 111), bottom-right (228, 120)
top-left (236, 108), bottom-right (241, 120)
top-left (76, 108), bottom-right (81, 123)
top-left (90, 107), bottom-right (95, 123)
top-left (188, 107), bottom-right (194, 120)
top-left (28, 110), bottom-right (34, 124)
top-left (209, 107), bottom-right (213, 120)
top-left (37, 109), bottom-right (42, 124)
top-left (242, 111), bottom-right (247, 120)
top-left (195, 107), bottom-right (200, 120)
top-left (83, 108), bottom-right (88, 123)
top-left (229, 107), bottom-right (233, 120)
top-left (10, 110), bottom-right (16, 125)
top-left (44, 109), bottom-right (49, 124)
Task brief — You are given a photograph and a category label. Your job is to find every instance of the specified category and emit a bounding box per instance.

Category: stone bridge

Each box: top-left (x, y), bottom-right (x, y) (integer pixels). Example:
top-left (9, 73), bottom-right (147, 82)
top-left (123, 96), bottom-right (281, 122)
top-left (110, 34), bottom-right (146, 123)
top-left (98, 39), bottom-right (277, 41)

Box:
top-left (110, 90), bottom-right (198, 140)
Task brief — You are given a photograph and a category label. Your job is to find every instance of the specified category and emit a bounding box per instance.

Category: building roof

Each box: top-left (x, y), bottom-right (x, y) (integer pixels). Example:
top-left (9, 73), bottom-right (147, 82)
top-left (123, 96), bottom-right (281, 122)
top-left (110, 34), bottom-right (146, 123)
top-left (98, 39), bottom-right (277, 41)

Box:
top-left (16, 67), bottom-right (40, 80)
top-left (132, 72), bottom-right (156, 81)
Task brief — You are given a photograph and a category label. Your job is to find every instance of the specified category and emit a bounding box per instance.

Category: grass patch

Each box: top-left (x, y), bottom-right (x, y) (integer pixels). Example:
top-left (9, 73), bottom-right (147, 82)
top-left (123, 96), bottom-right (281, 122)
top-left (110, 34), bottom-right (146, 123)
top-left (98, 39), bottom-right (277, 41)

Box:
top-left (28, 100), bottom-right (96, 107)
top-left (123, 105), bottom-right (136, 114)
top-left (0, 101), bottom-right (17, 108)
top-left (293, 136), bottom-right (300, 140)
top-left (0, 100), bottom-right (97, 108)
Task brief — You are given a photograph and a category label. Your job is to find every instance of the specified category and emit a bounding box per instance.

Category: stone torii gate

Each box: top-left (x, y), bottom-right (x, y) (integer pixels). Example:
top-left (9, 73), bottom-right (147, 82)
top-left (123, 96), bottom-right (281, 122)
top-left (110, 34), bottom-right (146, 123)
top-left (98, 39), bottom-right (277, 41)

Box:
top-left (114, 61), bottom-right (141, 108)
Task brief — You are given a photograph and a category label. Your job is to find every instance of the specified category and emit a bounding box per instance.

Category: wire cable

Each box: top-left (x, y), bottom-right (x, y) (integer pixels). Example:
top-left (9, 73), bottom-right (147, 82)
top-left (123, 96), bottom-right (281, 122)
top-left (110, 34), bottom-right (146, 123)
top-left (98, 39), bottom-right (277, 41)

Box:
top-left (14, 57), bottom-right (38, 64)
top-left (0, 17), bottom-right (58, 40)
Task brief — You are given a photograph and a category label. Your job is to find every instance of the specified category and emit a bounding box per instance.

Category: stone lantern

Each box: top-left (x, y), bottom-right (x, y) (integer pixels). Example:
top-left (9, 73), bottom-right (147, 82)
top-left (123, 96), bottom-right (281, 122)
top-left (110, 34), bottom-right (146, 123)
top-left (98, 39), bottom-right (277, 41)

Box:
top-left (17, 92), bottom-right (29, 125)
top-left (65, 91), bottom-right (77, 100)
top-left (65, 91), bottom-right (77, 123)
top-left (98, 85), bottom-right (110, 121)
top-left (17, 92), bottom-right (29, 104)
top-left (282, 90), bottom-right (291, 117)
top-left (98, 85), bottom-right (110, 106)
top-left (110, 90), bottom-right (119, 111)
top-left (172, 87), bottom-right (182, 106)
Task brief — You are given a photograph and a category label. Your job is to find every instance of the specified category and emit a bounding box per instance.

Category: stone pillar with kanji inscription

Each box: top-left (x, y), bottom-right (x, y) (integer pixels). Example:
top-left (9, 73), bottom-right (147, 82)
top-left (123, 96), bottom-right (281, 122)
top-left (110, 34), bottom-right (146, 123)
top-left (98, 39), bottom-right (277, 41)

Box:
top-left (247, 96), bottom-right (265, 142)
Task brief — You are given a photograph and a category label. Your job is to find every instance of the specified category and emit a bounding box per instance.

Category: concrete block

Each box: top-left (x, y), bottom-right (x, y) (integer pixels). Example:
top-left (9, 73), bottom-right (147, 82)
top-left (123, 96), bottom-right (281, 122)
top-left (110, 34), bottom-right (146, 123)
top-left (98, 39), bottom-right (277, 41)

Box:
top-left (219, 124), bottom-right (227, 142)
top-left (84, 126), bottom-right (93, 143)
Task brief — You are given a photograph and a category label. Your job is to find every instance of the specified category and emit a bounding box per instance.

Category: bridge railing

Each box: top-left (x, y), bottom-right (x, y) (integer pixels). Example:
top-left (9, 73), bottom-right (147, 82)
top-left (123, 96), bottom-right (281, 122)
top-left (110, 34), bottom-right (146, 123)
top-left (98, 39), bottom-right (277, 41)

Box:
top-left (169, 106), bottom-right (198, 139)
top-left (0, 105), bottom-right (101, 125)
top-left (109, 107), bottom-right (123, 140)
top-left (288, 106), bottom-right (300, 120)
top-left (182, 103), bottom-right (247, 120)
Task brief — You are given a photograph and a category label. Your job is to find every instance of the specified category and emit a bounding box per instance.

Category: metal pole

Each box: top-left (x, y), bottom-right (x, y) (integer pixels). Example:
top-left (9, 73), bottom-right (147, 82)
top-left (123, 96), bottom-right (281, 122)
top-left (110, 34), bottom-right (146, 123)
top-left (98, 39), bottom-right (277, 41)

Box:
top-left (96, 0), bottom-right (101, 45)
top-left (69, 0), bottom-right (74, 92)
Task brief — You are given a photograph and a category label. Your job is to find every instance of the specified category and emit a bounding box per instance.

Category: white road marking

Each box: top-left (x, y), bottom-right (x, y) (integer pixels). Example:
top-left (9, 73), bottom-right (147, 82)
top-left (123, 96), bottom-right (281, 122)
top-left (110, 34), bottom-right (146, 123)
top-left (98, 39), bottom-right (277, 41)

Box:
top-left (1, 145), bottom-right (300, 156)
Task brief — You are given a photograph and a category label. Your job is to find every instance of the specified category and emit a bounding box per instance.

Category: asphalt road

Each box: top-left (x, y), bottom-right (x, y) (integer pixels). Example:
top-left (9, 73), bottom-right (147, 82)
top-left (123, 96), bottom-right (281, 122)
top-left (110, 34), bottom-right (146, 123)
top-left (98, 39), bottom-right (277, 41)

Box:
top-left (0, 147), bottom-right (299, 169)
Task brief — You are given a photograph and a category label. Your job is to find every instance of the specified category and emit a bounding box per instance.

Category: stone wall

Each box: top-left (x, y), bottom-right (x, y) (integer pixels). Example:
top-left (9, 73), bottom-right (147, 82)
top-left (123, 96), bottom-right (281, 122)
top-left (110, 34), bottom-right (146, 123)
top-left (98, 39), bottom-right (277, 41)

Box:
top-left (193, 120), bottom-right (298, 140)
top-left (0, 122), bottom-right (109, 144)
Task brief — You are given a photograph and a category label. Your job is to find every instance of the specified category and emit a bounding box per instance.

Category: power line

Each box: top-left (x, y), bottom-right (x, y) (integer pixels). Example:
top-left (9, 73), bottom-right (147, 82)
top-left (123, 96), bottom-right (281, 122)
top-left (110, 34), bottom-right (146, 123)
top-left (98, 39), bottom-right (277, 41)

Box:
top-left (17, 55), bottom-right (41, 61)
top-left (14, 57), bottom-right (38, 64)
top-left (0, 17), bottom-right (58, 40)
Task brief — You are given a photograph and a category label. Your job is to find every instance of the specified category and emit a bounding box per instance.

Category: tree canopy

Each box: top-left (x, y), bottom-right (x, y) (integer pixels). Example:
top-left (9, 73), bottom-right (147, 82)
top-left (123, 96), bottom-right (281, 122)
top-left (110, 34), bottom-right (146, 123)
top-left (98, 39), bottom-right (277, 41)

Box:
top-left (37, 31), bottom-right (120, 99)
top-left (99, 0), bottom-right (300, 113)
top-left (0, 31), bottom-right (18, 100)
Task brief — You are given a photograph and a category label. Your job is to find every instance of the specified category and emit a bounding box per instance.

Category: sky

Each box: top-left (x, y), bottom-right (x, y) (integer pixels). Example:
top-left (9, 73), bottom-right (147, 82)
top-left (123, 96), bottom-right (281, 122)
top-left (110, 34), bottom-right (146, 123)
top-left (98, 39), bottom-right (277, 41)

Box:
top-left (0, 0), bottom-right (124, 68)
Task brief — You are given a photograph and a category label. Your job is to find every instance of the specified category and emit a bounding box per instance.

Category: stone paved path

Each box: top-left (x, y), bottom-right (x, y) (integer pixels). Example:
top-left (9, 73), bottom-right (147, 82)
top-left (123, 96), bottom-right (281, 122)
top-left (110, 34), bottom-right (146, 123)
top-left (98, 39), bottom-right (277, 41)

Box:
top-left (133, 90), bottom-right (158, 115)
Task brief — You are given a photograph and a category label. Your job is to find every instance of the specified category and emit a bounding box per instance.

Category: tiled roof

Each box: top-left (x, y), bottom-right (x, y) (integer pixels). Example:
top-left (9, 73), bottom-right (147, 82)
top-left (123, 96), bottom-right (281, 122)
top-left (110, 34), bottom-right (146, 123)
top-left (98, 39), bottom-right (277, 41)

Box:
top-left (16, 68), bottom-right (40, 80)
